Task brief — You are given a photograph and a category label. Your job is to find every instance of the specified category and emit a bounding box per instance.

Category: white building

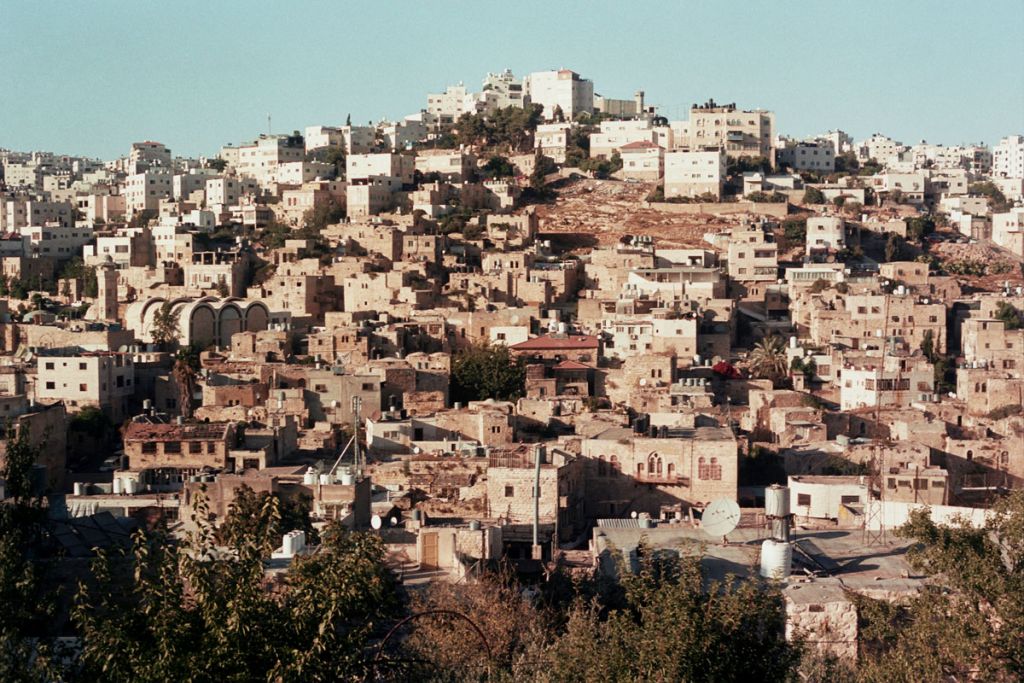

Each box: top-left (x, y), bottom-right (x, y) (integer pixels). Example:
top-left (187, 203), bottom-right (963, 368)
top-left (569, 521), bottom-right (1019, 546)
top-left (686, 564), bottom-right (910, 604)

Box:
top-left (805, 216), bottom-right (846, 255)
top-left (590, 119), bottom-right (671, 158)
top-left (788, 476), bottom-right (869, 520)
top-left (839, 353), bottom-right (934, 411)
top-left (123, 171), bottom-right (173, 215)
top-left (426, 83), bottom-right (470, 123)
top-left (229, 135), bottom-right (305, 185)
top-left (778, 140), bottom-right (835, 173)
top-left (535, 123), bottom-right (571, 164)
top-left (524, 69), bottom-right (594, 120)
top-left (992, 208), bottom-right (1024, 258)
top-left (663, 149), bottom-right (726, 199)
top-left (993, 135), bottom-right (1024, 179)
top-left (858, 134), bottom-right (904, 165)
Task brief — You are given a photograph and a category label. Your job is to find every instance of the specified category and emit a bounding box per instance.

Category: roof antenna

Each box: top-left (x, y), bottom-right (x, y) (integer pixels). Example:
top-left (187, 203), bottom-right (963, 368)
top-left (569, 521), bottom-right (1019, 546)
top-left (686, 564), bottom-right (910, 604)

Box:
top-left (267, 113), bottom-right (271, 136)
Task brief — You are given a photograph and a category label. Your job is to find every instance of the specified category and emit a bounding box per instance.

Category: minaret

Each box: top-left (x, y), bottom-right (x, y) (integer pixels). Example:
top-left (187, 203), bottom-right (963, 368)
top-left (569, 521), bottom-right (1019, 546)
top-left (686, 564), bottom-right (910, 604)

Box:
top-left (97, 256), bottom-right (118, 322)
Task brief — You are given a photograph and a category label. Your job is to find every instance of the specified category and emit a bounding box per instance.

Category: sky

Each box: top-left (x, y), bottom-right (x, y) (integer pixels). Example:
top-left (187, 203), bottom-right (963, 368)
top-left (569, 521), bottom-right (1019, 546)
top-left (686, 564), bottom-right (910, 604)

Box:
top-left (2, 0), bottom-right (1023, 160)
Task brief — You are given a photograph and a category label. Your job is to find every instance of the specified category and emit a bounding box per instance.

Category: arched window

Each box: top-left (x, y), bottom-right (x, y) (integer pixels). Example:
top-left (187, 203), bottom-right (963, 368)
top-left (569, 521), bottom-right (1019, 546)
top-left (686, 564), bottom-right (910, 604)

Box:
top-left (709, 457), bottom-right (722, 481)
top-left (637, 463), bottom-right (644, 477)
top-left (648, 455), bottom-right (657, 474)
top-left (656, 457), bottom-right (663, 475)
top-left (698, 457), bottom-right (708, 479)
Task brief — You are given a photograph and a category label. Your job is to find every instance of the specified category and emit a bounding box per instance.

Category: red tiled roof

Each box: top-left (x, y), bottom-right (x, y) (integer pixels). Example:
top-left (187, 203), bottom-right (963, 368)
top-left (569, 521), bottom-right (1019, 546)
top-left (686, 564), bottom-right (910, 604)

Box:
top-left (510, 334), bottom-right (599, 351)
top-left (620, 140), bottom-right (659, 151)
top-left (553, 359), bottom-right (592, 370)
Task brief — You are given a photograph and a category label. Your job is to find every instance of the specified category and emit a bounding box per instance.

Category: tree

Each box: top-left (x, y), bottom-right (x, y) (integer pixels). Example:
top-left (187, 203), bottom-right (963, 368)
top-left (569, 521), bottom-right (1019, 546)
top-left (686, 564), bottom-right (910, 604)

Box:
top-left (969, 181), bottom-right (1011, 213)
top-left (994, 301), bottom-right (1023, 330)
top-left (844, 201), bottom-right (863, 217)
top-left (172, 345), bottom-right (199, 418)
top-left (302, 197), bottom-right (346, 233)
top-left (207, 157), bottom-right (228, 171)
top-left (72, 493), bottom-right (400, 682)
top-left (530, 551), bottom-right (802, 682)
top-left (0, 427), bottom-right (61, 680)
top-left (802, 187), bottom-right (825, 204)
top-left (151, 301), bottom-right (180, 350)
top-left (884, 233), bottom-right (905, 262)
top-left (920, 329), bottom-right (936, 362)
top-left (907, 215), bottom-right (935, 242)
top-left (482, 155), bottom-right (515, 179)
top-left (451, 343), bottom-right (527, 404)
top-left (218, 484), bottom-right (318, 551)
top-left (749, 336), bottom-right (789, 384)
top-left (851, 492), bottom-right (1024, 681)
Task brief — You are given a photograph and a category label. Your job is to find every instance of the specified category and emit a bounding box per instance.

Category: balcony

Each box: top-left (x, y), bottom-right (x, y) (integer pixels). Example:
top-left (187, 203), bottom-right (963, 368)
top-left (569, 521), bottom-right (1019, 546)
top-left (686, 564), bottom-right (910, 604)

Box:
top-left (634, 473), bottom-right (690, 486)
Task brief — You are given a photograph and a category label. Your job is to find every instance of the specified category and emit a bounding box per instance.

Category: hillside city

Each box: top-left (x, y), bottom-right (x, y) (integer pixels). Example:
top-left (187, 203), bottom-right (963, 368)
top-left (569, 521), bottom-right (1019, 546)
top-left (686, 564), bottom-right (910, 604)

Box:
top-left (1, 66), bottom-right (1023, 680)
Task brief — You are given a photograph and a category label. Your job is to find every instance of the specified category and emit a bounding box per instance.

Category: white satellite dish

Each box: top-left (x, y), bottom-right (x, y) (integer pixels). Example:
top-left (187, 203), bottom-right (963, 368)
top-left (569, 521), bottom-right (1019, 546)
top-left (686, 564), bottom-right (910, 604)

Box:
top-left (370, 514), bottom-right (383, 530)
top-left (701, 499), bottom-right (741, 539)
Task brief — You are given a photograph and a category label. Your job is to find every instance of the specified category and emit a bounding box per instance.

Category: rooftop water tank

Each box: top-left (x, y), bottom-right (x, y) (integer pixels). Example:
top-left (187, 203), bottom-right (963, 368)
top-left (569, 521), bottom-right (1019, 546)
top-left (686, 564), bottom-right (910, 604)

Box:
top-left (759, 539), bottom-right (792, 579)
top-left (303, 468), bottom-right (318, 485)
top-left (765, 485), bottom-right (790, 518)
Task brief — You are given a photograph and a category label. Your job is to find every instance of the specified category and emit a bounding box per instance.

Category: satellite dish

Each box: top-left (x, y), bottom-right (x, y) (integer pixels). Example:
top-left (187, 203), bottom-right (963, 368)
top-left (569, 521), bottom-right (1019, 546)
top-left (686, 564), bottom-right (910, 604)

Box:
top-left (370, 515), bottom-right (383, 530)
top-left (389, 516), bottom-right (398, 526)
top-left (701, 499), bottom-right (741, 539)
top-left (630, 511), bottom-right (638, 519)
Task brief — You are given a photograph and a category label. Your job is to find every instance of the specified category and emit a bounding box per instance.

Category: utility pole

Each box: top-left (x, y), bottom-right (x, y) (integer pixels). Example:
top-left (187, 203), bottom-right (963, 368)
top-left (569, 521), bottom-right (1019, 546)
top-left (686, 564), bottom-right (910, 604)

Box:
top-left (351, 395), bottom-right (362, 473)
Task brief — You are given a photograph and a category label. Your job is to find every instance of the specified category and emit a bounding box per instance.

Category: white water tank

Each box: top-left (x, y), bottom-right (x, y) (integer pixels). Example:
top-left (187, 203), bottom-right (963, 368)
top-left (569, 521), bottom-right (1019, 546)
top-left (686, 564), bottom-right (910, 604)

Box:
top-left (760, 540), bottom-right (792, 579)
top-left (339, 471), bottom-right (355, 485)
top-left (281, 530), bottom-right (306, 557)
top-left (113, 478), bottom-right (123, 495)
top-left (319, 473), bottom-right (333, 485)
top-left (125, 479), bottom-right (139, 495)
top-left (73, 482), bottom-right (86, 496)
top-left (789, 336), bottom-right (798, 349)
top-left (303, 468), bottom-right (318, 485)
top-left (765, 485), bottom-right (790, 518)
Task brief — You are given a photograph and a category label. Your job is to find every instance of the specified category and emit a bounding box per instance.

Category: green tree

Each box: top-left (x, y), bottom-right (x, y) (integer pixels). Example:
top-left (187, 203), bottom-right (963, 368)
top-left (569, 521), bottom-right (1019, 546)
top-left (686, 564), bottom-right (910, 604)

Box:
top-left (72, 494), bottom-right (400, 682)
top-left (451, 343), bottom-right (527, 404)
top-left (207, 157), bottom-right (228, 171)
top-left (749, 336), bottom-right (789, 384)
top-left (994, 301), bottom-right (1023, 330)
top-left (533, 551), bottom-right (802, 682)
top-left (302, 197), bottom-right (346, 233)
top-left (151, 301), bottom-right (180, 350)
top-left (0, 427), bottom-right (61, 680)
top-left (482, 155), bottom-right (515, 179)
top-left (920, 329), bottom-right (936, 362)
top-left (852, 492), bottom-right (1024, 681)
top-left (218, 484), bottom-right (318, 551)
top-left (884, 233), bottom-right (905, 262)
top-left (172, 345), bottom-right (200, 418)
top-left (907, 215), bottom-right (935, 242)
top-left (802, 187), bottom-right (826, 205)
top-left (969, 181), bottom-right (1011, 212)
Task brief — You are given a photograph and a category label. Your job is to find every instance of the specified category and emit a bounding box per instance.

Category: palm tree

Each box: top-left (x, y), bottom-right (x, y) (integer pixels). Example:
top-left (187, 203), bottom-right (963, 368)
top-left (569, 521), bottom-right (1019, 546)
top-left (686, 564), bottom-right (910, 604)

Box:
top-left (172, 346), bottom-right (199, 419)
top-left (749, 336), bottom-right (789, 384)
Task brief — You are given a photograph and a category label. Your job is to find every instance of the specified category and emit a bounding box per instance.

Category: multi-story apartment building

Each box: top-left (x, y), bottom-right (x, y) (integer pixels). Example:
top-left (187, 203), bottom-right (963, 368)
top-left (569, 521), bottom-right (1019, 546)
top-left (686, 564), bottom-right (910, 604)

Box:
top-left (123, 170), bottom-right (173, 215)
top-left (805, 216), bottom-right (846, 256)
top-left (681, 100), bottom-right (774, 162)
top-left (3, 199), bottom-right (73, 230)
top-left (993, 135), bottom-right (1024, 179)
top-left (346, 153), bottom-right (414, 188)
top-left (839, 352), bottom-right (935, 410)
top-left (992, 208), bottom-right (1024, 257)
top-left (228, 134), bottom-right (305, 184)
top-left (523, 69), bottom-right (594, 120)
top-left (664, 149), bottom-right (726, 199)
top-left (36, 351), bottom-right (135, 422)
top-left (727, 228), bottom-right (778, 282)
top-left (777, 140), bottom-right (835, 172)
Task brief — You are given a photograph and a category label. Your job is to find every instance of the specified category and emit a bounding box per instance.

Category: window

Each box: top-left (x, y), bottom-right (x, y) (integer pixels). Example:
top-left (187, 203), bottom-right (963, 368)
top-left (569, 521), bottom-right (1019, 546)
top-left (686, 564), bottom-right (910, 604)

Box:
top-left (142, 442), bottom-right (157, 454)
top-left (797, 493), bottom-right (811, 507)
top-left (361, 383), bottom-right (374, 391)
top-left (45, 362), bottom-right (54, 370)
top-left (840, 495), bottom-right (860, 504)
top-left (45, 381), bottom-right (55, 390)
top-left (165, 441), bottom-right (181, 454)
top-left (189, 442), bottom-right (202, 454)
top-left (79, 362), bottom-right (87, 370)
top-left (79, 384), bottom-right (88, 392)
top-left (504, 485), bottom-right (514, 497)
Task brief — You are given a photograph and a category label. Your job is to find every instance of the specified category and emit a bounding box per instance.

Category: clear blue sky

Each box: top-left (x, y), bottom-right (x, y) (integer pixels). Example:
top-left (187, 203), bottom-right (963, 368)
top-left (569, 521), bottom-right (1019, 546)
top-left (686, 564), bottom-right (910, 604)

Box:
top-left (2, 0), bottom-right (1022, 160)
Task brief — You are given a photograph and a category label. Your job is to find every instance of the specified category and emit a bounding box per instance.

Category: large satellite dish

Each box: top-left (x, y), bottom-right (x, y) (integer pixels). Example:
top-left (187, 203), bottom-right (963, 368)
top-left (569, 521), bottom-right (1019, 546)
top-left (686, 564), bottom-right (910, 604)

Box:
top-left (701, 499), bottom-right (741, 539)
top-left (370, 515), bottom-right (383, 531)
